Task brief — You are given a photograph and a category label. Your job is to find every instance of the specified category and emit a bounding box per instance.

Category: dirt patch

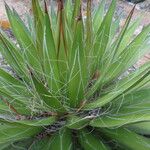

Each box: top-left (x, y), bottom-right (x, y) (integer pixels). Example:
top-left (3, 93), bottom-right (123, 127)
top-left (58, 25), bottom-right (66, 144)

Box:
top-left (0, 0), bottom-right (30, 20)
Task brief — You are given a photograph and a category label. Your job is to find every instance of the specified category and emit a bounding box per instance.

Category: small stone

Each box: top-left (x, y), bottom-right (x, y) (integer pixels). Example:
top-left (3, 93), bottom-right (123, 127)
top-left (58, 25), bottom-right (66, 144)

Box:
top-left (136, 0), bottom-right (150, 11)
top-left (126, 0), bottom-right (145, 4)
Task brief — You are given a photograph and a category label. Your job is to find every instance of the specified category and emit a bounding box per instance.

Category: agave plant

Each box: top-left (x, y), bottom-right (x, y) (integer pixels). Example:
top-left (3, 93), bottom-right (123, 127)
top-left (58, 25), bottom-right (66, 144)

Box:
top-left (0, 0), bottom-right (150, 149)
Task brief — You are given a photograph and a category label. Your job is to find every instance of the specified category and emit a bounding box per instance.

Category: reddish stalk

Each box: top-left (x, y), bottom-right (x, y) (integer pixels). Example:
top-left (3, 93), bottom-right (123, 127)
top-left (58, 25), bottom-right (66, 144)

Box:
top-left (76, 100), bottom-right (87, 113)
top-left (57, 0), bottom-right (67, 58)
top-left (0, 96), bottom-right (20, 116)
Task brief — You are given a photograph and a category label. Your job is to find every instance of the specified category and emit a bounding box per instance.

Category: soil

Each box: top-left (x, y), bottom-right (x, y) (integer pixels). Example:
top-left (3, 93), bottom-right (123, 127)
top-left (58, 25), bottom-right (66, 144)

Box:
top-left (0, 0), bottom-right (30, 20)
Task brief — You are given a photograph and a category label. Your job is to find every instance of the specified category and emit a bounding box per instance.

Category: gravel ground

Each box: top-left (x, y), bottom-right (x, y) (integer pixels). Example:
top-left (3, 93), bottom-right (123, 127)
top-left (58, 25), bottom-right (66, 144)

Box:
top-left (0, 0), bottom-right (30, 20)
top-left (119, 0), bottom-right (150, 67)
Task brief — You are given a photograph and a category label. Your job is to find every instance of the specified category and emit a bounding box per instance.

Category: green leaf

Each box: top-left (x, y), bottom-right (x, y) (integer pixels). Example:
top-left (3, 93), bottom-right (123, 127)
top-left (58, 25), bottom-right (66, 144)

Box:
top-left (0, 101), bottom-right (11, 114)
top-left (71, 0), bottom-right (81, 30)
top-left (48, 1), bottom-right (57, 30)
top-left (0, 120), bottom-right (42, 144)
top-left (104, 25), bottom-right (150, 84)
top-left (93, 0), bottom-right (105, 33)
top-left (2, 139), bottom-right (34, 150)
top-left (55, 1), bottom-right (68, 82)
top-left (31, 74), bottom-right (65, 112)
top-left (0, 142), bottom-right (13, 150)
top-left (90, 88), bottom-right (150, 128)
top-left (97, 6), bottom-right (136, 88)
top-left (111, 5), bottom-right (136, 59)
top-left (86, 0), bottom-right (92, 51)
top-left (0, 68), bottom-right (25, 86)
top-left (12, 116), bottom-right (56, 127)
top-left (5, 4), bottom-right (42, 74)
top-left (0, 68), bottom-right (32, 115)
top-left (0, 94), bottom-right (30, 115)
top-left (26, 13), bottom-right (35, 39)
top-left (49, 128), bottom-right (73, 150)
top-left (0, 32), bottom-right (28, 80)
top-left (85, 61), bottom-right (150, 109)
top-left (68, 12), bottom-right (87, 107)
top-left (78, 129), bottom-right (109, 150)
top-left (65, 0), bottom-right (73, 26)
top-left (128, 122), bottom-right (150, 135)
top-left (91, 113), bottom-right (150, 128)
top-left (86, 18), bottom-right (150, 100)
top-left (100, 128), bottom-right (150, 150)
top-left (32, 0), bottom-right (44, 59)
top-left (107, 16), bottom-right (120, 47)
top-left (28, 137), bottom-right (51, 150)
top-left (44, 4), bottom-right (60, 93)
top-left (29, 129), bottom-right (72, 150)
top-left (116, 18), bottom-right (141, 56)
top-left (66, 115), bottom-right (90, 129)
top-left (93, 0), bottom-right (116, 69)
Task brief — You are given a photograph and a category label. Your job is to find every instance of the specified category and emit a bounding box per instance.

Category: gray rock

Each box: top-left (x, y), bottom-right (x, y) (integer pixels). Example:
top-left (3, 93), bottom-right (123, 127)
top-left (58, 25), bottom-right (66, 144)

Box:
top-left (136, 0), bottom-right (150, 11)
top-left (126, 0), bottom-right (145, 4)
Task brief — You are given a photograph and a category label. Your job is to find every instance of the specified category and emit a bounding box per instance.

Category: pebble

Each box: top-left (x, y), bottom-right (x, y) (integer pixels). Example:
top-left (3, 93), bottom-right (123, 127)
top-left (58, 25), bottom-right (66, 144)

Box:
top-left (136, 0), bottom-right (150, 11)
top-left (0, 53), bottom-right (12, 73)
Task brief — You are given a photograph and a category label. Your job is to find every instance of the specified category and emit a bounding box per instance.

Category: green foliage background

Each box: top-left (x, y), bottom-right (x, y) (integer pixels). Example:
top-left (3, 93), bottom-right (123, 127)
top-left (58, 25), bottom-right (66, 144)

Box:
top-left (0, 0), bottom-right (150, 149)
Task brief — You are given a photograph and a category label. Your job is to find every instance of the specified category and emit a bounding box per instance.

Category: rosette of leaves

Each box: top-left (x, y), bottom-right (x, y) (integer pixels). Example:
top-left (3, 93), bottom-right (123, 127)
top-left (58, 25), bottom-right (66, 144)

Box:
top-left (0, 0), bottom-right (150, 149)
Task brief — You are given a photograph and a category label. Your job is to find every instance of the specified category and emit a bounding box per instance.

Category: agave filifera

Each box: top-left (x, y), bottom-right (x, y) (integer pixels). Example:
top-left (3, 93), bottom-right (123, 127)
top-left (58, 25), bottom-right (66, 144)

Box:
top-left (0, 0), bottom-right (150, 149)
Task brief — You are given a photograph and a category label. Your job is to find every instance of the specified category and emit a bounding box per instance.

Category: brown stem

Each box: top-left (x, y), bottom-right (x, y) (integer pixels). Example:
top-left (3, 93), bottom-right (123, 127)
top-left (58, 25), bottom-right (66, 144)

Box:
top-left (92, 70), bottom-right (100, 80)
top-left (76, 100), bottom-right (87, 113)
top-left (0, 96), bottom-right (20, 115)
top-left (44, 0), bottom-right (48, 14)
top-left (57, 0), bottom-right (67, 58)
